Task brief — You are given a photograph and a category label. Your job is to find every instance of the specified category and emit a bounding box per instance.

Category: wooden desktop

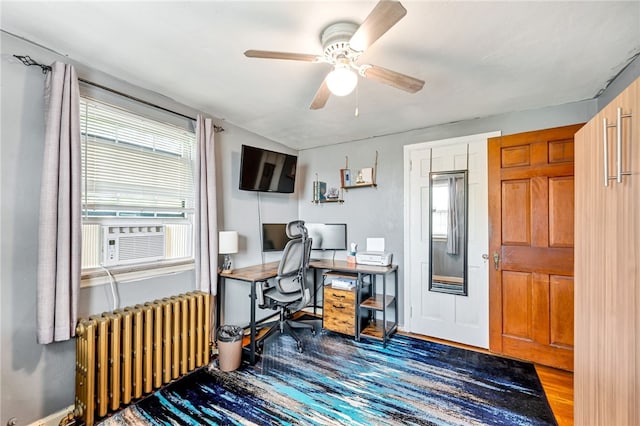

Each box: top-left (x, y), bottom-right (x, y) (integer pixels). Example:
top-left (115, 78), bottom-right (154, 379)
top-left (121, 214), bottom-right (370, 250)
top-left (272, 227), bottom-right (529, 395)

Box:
top-left (218, 259), bottom-right (398, 364)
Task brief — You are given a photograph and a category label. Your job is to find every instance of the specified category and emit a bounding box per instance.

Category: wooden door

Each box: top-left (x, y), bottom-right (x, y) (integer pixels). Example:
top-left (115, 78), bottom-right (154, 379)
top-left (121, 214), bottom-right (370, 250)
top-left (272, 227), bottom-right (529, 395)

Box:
top-left (574, 77), bottom-right (639, 425)
top-left (488, 124), bottom-right (583, 371)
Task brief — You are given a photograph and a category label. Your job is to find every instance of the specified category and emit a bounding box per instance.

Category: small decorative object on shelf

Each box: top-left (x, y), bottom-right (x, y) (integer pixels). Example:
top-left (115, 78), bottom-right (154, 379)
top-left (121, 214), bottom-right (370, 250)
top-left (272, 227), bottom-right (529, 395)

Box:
top-left (356, 167), bottom-right (373, 184)
top-left (325, 187), bottom-right (340, 200)
top-left (342, 151), bottom-right (378, 189)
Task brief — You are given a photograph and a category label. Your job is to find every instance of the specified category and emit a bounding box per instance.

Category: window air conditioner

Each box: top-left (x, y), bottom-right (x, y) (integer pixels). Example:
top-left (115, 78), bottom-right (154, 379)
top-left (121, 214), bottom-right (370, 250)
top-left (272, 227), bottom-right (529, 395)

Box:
top-left (102, 225), bottom-right (166, 266)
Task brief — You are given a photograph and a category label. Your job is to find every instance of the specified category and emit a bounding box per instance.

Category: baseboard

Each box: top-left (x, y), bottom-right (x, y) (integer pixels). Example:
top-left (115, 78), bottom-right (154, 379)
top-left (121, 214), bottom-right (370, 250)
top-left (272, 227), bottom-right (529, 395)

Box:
top-left (27, 405), bottom-right (74, 426)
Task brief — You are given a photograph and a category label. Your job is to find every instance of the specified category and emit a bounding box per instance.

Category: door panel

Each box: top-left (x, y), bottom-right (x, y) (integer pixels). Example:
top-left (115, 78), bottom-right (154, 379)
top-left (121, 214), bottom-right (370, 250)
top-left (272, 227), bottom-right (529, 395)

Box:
top-left (548, 177), bottom-right (574, 247)
top-left (502, 246), bottom-right (573, 275)
top-left (530, 177), bottom-right (548, 247)
top-left (548, 138), bottom-right (574, 163)
top-left (489, 123), bottom-right (582, 371)
top-left (501, 145), bottom-right (531, 167)
top-left (549, 275), bottom-right (574, 347)
top-left (501, 180), bottom-right (531, 245)
top-left (502, 271), bottom-right (532, 338)
top-left (406, 132), bottom-right (496, 348)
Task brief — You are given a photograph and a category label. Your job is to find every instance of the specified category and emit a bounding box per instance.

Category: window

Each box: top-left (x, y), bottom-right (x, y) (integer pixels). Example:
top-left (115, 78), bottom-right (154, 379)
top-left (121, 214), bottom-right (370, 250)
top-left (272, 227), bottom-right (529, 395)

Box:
top-left (431, 182), bottom-right (449, 238)
top-left (80, 96), bottom-right (196, 272)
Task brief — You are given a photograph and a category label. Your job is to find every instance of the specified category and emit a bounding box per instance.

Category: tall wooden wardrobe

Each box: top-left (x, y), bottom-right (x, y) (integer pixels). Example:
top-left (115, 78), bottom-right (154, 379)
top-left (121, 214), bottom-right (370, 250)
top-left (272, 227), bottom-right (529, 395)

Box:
top-left (574, 76), bottom-right (639, 425)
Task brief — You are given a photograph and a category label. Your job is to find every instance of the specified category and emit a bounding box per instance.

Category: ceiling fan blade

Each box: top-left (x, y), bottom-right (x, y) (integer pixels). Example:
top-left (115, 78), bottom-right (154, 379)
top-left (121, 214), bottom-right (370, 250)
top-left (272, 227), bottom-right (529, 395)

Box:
top-left (362, 64), bottom-right (424, 93)
top-left (244, 50), bottom-right (321, 62)
top-left (349, 0), bottom-right (407, 52)
top-left (310, 79), bottom-right (331, 110)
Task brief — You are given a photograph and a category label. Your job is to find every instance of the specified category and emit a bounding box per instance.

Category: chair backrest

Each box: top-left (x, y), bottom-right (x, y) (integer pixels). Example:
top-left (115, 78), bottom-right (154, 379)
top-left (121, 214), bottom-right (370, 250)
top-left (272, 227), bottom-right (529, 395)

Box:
top-left (275, 221), bottom-right (312, 298)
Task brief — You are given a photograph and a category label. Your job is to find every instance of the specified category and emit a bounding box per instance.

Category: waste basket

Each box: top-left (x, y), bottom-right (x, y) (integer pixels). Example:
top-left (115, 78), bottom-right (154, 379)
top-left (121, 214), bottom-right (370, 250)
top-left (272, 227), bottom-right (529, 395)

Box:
top-left (216, 325), bottom-right (244, 371)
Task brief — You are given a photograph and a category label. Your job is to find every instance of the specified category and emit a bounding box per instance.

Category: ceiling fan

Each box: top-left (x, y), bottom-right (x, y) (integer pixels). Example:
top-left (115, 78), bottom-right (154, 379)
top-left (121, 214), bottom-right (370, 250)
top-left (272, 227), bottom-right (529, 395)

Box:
top-left (244, 0), bottom-right (425, 110)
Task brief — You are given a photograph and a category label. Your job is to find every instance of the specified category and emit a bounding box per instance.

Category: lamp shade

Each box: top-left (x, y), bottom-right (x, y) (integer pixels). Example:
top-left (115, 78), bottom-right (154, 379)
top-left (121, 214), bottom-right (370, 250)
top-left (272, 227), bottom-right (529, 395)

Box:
top-left (219, 231), bottom-right (238, 254)
top-left (326, 65), bottom-right (358, 96)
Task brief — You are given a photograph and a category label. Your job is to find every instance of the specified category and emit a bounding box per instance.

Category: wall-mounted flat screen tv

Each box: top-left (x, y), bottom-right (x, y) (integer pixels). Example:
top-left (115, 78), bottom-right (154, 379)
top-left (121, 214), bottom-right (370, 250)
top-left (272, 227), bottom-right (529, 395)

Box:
top-left (306, 223), bottom-right (348, 251)
top-left (262, 223), bottom-right (290, 252)
top-left (239, 144), bottom-right (298, 193)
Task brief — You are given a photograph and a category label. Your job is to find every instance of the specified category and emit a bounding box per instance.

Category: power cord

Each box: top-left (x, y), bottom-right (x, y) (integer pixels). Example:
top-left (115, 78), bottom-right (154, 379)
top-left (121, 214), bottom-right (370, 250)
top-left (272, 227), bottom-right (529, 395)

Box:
top-left (257, 191), bottom-right (265, 264)
top-left (99, 264), bottom-right (119, 311)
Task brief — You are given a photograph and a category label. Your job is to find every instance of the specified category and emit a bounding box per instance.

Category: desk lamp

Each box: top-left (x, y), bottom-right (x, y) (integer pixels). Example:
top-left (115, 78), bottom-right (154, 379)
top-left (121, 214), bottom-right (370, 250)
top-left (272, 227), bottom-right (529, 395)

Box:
top-left (219, 231), bottom-right (238, 273)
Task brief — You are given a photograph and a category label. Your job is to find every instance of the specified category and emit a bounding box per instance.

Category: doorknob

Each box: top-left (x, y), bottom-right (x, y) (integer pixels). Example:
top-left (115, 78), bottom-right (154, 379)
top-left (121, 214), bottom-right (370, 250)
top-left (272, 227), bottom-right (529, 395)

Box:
top-left (492, 252), bottom-right (500, 270)
top-left (482, 254), bottom-right (489, 260)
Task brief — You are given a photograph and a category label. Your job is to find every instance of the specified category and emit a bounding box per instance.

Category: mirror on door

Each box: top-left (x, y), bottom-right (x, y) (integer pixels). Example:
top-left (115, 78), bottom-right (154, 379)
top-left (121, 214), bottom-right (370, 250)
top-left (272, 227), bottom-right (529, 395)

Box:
top-left (429, 170), bottom-right (468, 296)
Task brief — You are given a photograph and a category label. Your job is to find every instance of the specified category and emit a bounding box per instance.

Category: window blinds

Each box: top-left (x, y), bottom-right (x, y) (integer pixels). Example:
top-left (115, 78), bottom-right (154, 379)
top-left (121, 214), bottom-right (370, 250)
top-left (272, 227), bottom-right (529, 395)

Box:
top-left (80, 97), bottom-right (196, 214)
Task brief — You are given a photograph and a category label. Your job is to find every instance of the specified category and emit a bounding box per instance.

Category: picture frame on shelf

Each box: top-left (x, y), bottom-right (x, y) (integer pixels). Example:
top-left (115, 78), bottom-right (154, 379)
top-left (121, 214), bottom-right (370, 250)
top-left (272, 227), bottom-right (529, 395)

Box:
top-left (341, 168), bottom-right (351, 187)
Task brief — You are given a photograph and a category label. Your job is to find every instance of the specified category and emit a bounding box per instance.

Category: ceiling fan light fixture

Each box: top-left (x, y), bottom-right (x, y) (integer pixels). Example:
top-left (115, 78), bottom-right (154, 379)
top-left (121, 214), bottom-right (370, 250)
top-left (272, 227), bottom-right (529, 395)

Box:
top-left (326, 65), bottom-right (358, 96)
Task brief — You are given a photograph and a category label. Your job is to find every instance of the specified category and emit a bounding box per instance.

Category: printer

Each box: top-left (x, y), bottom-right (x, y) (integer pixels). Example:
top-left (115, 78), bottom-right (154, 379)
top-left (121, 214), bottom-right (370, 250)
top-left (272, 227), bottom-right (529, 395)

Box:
top-left (356, 251), bottom-right (393, 266)
top-left (355, 237), bottom-right (393, 266)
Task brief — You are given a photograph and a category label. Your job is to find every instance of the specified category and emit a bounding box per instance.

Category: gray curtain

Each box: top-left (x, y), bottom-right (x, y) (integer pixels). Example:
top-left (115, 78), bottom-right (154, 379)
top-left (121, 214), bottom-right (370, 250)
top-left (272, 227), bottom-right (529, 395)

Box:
top-left (446, 177), bottom-right (459, 255)
top-left (37, 62), bottom-right (81, 344)
top-left (195, 116), bottom-right (218, 295)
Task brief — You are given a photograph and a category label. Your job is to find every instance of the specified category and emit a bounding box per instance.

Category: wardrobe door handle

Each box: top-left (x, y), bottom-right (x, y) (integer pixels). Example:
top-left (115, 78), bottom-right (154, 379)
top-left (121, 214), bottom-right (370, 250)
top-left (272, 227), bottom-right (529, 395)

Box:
top-left (617, 107), bottom-right (623, 183)
top-left (604, 117), bottom-right (610, 187)
top-left (616, 107), bottom-right (634, 183)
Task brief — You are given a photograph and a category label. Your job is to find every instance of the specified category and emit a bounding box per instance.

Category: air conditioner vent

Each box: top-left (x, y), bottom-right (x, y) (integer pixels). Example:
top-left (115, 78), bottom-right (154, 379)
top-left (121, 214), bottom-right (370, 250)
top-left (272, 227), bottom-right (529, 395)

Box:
top-left (102, 225), bottom-right (165, 266)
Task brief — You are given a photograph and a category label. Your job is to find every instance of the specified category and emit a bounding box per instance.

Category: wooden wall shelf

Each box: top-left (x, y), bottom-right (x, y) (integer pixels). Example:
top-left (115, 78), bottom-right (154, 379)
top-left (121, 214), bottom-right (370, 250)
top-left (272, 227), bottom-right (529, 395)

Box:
top-left (340, 151), bottom-right (378, 190)
top-left (342, 183), bottom-right (377, 190)
top-left (312, 198), bottom-right (344, 204)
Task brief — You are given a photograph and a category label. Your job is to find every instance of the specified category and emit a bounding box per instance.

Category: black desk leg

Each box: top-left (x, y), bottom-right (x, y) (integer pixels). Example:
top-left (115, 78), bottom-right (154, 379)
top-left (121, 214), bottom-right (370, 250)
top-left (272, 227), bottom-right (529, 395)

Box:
top-left (249, 280), bottom-right (257, 365)
top-left (382, 273), bottom-right (387, 347)
top-left (312, 268), bottom-right (318, 316)
top-left (216, 276), bottom-right (224, 343)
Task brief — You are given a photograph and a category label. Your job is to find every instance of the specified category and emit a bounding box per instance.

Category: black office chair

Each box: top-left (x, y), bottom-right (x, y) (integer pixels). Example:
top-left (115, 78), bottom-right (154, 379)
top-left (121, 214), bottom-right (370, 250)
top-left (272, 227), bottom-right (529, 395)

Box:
top-left (257, 220), bottom-right (316, 353)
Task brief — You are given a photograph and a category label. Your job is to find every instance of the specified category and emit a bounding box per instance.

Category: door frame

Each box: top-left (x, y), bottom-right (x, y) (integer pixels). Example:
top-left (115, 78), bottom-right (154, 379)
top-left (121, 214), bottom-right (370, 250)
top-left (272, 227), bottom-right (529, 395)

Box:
top-left (403, 131), bottom-right (500, 333)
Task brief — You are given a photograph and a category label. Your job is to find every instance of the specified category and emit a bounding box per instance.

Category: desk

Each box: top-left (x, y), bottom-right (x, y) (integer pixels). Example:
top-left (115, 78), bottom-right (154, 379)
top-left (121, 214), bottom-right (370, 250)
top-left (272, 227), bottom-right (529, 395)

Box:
top-left (218, 262), bottom-right (279, 364)
top-left (218, 259), bottom-right (398, 364)
top-left (309, 259), bottom-right (398, 346)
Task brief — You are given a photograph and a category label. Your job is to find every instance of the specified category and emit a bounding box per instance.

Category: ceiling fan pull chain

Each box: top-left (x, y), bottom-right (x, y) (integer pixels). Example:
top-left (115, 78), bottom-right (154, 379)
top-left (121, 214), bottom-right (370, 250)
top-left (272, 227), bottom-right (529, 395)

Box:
top-left (355, 84), bottom-right (360, 117)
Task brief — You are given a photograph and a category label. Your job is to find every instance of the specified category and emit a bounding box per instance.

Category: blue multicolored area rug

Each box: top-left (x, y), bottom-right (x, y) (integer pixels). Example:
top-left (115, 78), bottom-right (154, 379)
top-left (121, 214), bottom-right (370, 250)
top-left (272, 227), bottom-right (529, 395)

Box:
top-left (101, 329), bottom-right (557, 425)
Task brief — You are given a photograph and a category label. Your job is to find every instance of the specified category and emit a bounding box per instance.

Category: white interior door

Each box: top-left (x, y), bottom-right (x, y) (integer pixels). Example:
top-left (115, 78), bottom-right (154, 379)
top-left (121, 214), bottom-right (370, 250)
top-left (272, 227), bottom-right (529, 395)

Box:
top-left (403, 132), bottom-right (498, 348)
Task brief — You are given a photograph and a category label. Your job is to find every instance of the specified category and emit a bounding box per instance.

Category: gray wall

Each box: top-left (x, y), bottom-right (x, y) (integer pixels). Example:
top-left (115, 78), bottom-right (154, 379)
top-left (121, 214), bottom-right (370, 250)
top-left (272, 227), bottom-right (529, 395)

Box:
top-left (0, 32), bottom-right (297, 425)
top-left (2, 28), bottom-right (639, 426)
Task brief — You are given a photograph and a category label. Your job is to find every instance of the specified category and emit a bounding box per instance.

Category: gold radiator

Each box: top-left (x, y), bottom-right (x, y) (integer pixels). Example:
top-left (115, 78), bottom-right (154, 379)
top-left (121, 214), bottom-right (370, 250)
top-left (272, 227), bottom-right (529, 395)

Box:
top-left (74, 291), bottom-right (211, 426)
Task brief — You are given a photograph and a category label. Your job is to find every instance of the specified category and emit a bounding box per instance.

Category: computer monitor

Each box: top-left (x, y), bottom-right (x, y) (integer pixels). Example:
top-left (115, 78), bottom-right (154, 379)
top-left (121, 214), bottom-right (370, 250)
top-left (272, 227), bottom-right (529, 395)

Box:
top-left (306, 223), bottom-right (347, 251)
top-left (262, 223), bottom-right (290, 252)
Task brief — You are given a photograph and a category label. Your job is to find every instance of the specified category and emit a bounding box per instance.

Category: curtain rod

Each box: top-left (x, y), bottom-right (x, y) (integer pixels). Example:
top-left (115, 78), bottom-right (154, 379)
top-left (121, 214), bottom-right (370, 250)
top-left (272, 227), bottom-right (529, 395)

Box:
top-left (13, 55), bottom-right (224, 133)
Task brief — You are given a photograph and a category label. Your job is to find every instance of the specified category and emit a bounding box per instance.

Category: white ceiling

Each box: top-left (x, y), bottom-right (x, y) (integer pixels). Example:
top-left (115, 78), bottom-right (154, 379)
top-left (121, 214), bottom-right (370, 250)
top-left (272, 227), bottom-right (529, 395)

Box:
top-left (2, 1), bottom-right (639, 150)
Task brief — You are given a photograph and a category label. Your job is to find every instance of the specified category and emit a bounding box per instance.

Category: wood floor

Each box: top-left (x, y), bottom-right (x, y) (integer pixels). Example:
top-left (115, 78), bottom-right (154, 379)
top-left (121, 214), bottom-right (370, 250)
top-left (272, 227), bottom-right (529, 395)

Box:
top-left (535, 364), bottom-right (573, 426)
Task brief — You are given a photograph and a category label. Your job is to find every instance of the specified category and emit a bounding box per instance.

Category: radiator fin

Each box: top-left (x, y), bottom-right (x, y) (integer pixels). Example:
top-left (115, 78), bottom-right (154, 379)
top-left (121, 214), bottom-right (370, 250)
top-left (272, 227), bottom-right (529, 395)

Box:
top-left (75, 291), bottom-right (211, 426)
